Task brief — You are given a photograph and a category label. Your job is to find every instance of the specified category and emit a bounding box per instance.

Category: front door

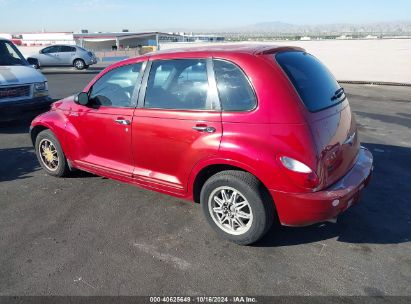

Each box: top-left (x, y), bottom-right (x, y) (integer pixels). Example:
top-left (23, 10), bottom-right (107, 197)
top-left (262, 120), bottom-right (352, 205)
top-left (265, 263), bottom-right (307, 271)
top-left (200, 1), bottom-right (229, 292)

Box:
top-left (132, 58), bottom-right (222, 193)
top-left (38, 45), bottom-right (61, 66)
top-left (67, 62), bottom-right (144, 176)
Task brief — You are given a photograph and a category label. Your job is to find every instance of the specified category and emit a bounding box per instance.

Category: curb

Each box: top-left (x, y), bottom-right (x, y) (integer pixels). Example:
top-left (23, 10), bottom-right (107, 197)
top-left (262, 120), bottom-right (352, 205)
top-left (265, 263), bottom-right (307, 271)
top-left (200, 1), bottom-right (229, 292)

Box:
top-left (339, 80), bottom-right (411, 87)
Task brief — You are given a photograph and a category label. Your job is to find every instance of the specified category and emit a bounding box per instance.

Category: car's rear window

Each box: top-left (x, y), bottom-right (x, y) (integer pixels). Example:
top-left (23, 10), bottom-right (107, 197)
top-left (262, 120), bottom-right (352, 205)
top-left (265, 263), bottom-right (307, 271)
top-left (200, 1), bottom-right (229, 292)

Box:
top-left (275, 51), bottom-right (344, 112)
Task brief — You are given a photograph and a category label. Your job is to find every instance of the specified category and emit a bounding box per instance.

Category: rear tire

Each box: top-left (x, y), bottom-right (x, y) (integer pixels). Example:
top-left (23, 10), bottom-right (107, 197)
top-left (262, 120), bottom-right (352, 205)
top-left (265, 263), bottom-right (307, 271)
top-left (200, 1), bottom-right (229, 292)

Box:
top-left (200, 170), bottom-right (275, 245)
top-left (35, 130), bottom-right (70, 177)
top-left (73, 59), bottom-right (85, 70)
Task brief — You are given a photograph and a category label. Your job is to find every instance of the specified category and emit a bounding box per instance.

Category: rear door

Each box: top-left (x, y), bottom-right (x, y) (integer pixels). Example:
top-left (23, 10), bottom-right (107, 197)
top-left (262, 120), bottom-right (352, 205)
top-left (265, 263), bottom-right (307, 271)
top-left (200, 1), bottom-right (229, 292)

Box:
top-left (58, 45), bottom-right (76, 65)
top-left (276, 51), bottom-right (359, 188)
top-left (131, 58), bottom-right (222, 194)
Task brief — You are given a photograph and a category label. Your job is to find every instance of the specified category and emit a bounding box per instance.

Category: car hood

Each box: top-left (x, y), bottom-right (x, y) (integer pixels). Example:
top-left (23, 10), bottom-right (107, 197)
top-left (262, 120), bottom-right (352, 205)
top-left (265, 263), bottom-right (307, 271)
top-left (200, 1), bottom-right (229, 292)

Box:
top-left (52, 95), bottom-right (77, 111)
top-left (0, 65), bottom-right (46, 86)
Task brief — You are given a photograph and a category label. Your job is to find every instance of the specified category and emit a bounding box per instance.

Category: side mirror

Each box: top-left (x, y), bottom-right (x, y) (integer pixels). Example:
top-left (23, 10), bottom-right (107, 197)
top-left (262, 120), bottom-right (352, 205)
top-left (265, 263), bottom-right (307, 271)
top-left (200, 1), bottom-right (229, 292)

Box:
top-left (75, 92), bottom-right (90, 106)
top-left (27, 58), bottom-right (40, 69)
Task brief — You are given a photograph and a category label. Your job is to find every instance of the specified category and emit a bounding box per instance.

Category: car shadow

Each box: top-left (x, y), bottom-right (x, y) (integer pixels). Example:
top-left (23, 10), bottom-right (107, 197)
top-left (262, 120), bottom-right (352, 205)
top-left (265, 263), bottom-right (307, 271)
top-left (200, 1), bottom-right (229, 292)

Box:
top-left (0, 100), bottom-right (59, 134)
top-left (65, 170), bottom-right (97, 179)
top-left (0, 147), bottom-right (40, 182)
top-left (256, 143), bottom-right (411, 247)
top-left (0, 119), bottom-right (32, 134)
top-left (0, 146), bottom-right (97, 182)
top-left (0, 119), bottom-right (98, 181)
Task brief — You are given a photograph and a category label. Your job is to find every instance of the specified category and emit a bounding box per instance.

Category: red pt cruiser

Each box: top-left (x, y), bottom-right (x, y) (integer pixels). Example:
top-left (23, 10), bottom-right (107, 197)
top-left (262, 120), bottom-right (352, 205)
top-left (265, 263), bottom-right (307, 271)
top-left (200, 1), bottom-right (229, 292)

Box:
top-left (30, 45), bottom-right (373, 245)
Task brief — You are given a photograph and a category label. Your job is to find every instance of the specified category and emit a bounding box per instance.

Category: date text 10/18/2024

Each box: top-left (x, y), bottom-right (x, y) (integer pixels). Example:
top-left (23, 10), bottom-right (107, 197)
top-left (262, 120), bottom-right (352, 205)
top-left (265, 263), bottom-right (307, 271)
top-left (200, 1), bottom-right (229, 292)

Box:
top-left (149, 297), bottom-right (258, 303)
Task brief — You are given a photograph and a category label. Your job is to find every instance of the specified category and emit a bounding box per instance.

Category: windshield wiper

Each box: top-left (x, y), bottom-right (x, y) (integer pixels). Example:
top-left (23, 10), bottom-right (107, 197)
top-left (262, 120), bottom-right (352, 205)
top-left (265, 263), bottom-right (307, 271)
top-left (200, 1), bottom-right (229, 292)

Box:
top-left (331, 87), bottom-right (345, 101)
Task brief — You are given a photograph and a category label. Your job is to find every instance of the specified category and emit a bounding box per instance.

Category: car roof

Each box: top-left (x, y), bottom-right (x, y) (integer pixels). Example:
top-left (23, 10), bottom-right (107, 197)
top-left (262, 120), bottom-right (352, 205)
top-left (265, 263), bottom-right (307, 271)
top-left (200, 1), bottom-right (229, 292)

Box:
top-left (42, 44), bottom-right (79, 48)
top-left (105, 43), bottom-right (306, 72)
top-left (153, 44), bottom-right (304, 56)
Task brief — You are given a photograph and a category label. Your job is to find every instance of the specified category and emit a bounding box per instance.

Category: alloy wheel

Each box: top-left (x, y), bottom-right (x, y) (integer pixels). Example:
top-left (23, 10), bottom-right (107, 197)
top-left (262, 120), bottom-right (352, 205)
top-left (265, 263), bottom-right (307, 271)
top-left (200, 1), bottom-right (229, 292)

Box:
top-left (208, 186), bottom-right (253, 235)
top-left (38, 139), bottom-right (59, 172)
top-left (75, 60), bottom-right (84, 69)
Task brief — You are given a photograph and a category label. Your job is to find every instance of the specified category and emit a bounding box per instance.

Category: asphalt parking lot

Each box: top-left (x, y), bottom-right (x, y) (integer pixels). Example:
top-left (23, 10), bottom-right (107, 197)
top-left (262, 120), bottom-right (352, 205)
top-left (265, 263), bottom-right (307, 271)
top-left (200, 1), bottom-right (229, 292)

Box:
top-left (0, 69), bottom-right (410, 296)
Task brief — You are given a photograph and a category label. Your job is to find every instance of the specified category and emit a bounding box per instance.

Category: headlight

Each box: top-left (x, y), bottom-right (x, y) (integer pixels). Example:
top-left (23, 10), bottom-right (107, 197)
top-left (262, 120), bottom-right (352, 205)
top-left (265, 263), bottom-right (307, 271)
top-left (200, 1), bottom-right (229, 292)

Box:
top-left (34, 82), bottom-right (47, 91)
top-left (34, 82), bottom-right (49, 97)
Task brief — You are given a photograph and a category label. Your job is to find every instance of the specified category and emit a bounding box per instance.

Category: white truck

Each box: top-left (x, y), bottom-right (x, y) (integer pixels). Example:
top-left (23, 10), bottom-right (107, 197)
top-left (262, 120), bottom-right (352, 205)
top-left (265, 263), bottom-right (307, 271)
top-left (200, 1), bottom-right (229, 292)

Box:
top-left (0, 39), bottom-right (51, 121)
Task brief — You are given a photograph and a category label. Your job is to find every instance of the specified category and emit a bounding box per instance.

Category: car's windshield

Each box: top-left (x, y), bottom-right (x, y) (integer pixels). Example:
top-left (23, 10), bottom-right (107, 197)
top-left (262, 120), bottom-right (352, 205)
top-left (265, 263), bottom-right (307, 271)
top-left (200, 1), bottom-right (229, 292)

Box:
top-left (0, 40), bottom-right (28, 66)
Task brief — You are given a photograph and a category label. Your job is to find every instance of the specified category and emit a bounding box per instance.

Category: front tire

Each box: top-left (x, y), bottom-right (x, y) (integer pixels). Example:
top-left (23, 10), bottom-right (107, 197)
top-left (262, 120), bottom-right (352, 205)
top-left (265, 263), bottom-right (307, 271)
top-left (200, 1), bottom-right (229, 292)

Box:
top-left (73, 59), bottom-right (85, 70)
top-left (200, 170), bottom-right (275, 245)
top-left (35, 130), bottom-right (70, 177)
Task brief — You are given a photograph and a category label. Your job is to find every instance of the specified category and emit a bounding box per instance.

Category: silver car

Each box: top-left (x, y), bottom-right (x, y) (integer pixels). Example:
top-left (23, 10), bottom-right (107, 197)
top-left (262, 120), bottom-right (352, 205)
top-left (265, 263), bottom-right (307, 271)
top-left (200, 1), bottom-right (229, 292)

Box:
top-left (29, 45), bottom-right (98, 70)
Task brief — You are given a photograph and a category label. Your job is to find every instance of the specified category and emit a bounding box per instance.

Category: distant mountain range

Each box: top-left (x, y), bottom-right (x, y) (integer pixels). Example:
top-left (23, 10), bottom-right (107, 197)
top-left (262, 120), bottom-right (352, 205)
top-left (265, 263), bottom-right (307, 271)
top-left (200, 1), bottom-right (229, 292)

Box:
top-left (168, 21), bottom-right (411, 35)
top-left (230, 21), bottom-right (411, 34)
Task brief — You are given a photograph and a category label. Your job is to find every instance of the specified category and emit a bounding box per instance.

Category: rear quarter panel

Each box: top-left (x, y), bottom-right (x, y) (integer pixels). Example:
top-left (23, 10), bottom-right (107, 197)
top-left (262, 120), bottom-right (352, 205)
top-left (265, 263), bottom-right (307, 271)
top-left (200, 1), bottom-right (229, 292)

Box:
top-left (214, 53), bottom-right (317, 193)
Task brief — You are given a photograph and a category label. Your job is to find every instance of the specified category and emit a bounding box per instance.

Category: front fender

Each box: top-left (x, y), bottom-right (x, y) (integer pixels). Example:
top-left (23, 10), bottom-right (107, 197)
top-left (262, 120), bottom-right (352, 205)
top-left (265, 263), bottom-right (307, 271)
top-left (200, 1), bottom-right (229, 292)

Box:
top-left (30, 110), bottom-right (69, 155)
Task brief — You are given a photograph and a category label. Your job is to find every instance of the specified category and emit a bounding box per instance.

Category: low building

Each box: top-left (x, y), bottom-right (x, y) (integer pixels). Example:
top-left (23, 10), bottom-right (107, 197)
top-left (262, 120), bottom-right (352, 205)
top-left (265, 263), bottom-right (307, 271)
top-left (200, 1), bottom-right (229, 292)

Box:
top-left (0, 33), bottom-right (12, 40)
top-left (16, 31), bottom-right (184, 51)
top-left (365, 35), bottom-right (379, 40)
top-left (73, 32), bottom-right (184, 51)
top-left (336, 35), bottom-right (353, 40)
top-left (182, 34), bottom-right (225, 42)
top-left (21, 32), bottom-right (75, 46)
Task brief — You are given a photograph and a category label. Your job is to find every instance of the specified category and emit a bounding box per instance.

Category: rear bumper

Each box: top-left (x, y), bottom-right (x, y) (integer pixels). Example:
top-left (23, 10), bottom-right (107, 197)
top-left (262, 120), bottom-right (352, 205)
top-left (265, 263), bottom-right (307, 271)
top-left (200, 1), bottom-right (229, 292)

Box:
top-left (0, 97), bottom-right (53, 122)
top-left (271, 147), bottom-right (373, 226)
top-left (86, 57), bottom-right (98, 65)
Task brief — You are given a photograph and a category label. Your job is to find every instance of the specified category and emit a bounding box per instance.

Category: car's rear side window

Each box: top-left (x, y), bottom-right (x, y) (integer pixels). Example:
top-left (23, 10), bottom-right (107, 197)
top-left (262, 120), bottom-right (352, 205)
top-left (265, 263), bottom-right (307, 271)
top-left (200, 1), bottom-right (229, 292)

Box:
top-left (60, 46), bottom-right (76, 52)
top-left (144, 59), bottom-right (211, 110)
top-left (275, 51), bottom-right (343, 112)
top-left (213, 60), bottom-right (257, 111)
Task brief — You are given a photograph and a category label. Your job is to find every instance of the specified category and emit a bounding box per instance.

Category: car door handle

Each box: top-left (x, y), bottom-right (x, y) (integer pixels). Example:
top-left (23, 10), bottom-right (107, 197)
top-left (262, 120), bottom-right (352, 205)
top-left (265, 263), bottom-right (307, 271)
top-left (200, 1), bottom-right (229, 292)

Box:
top-left (115, 119), bottom-right (131, 125)
top-left (192, 126), bottom-right (216, 133)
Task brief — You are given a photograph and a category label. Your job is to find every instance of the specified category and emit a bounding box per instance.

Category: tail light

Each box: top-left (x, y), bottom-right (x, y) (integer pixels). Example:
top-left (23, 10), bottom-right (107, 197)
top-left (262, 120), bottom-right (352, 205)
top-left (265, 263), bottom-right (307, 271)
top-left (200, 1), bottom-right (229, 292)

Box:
top-left (278, 156), bottom-right (320, 190)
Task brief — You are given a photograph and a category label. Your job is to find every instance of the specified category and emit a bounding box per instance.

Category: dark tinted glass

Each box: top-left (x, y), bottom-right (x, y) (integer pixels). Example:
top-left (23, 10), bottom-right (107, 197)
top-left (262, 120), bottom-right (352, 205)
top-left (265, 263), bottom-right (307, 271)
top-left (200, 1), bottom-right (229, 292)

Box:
top-left (0, 41), bottom-right (26, 66)
top-left (60, 46), bottom-right (76, 52)
top-left (276, 52), bottom-right (343, 112)
top-left (90, 63), bottom-right (142, 107)
top-left (213, 60), bottom-right (256, 111)
top-left (145, 59), bottom-right (210, 110)
top-left (42, 46), bottom-right (60, 54)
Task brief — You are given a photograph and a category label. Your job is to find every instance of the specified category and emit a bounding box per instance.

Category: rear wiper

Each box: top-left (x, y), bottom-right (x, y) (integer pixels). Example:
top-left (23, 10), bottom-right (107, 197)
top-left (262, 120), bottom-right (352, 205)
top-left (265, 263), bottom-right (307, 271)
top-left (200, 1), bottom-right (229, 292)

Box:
top-left (331, 87), bottom-right (345, 101)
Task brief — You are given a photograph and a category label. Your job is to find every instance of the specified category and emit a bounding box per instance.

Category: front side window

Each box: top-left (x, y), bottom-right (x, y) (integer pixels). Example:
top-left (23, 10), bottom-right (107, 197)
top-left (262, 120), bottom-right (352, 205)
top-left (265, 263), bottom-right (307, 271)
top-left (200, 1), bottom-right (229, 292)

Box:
top-left (213, 59), bottom-right (257, 111)
top-left (89, 63), bottom-right (143, 107)
top-left (42, 46), bottom-right (60, 54)
top-left (0, 40), bottom-right (26, 66)
top-left (144, 59), bottom-right (210, 110)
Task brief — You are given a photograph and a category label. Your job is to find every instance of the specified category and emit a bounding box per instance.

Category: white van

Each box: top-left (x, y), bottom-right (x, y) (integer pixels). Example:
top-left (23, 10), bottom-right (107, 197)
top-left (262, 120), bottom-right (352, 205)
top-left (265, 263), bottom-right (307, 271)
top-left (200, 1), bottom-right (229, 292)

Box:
top-left (0, 39), bottom-right (51, 121)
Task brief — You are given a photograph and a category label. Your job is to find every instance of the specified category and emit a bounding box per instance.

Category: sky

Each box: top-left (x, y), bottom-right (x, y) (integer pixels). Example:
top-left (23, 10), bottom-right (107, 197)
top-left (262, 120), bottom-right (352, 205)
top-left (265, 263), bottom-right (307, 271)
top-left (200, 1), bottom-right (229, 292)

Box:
top-left (0, 0), bottom-right (410, 33)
